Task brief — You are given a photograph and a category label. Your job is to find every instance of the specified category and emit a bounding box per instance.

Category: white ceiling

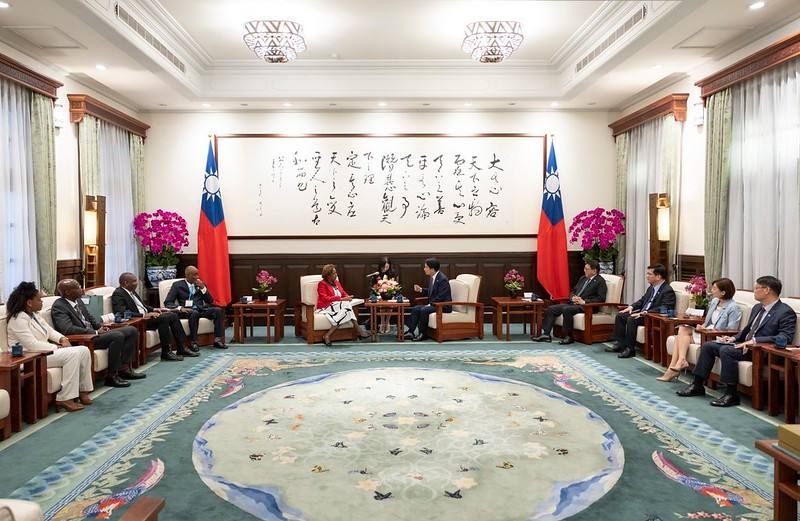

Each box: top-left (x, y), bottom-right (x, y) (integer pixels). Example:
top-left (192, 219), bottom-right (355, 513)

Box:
top-left (0, 0), bottom-right (798, 112)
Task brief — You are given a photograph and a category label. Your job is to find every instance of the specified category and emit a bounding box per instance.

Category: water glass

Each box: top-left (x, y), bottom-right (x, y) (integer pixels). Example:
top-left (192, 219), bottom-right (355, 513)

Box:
top-left (775, 334), bottom-right (788, 349)
top-left (11, 342), bottom-right (23, 357)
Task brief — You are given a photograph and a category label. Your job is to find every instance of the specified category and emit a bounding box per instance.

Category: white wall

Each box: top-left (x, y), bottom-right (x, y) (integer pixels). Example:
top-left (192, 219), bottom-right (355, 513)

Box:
top-left (619, 18), bottom-right (800, 256)
top-left (0, 41), bottom-right (146, 261)
top-left (142, 109), bottom-right (618, 254)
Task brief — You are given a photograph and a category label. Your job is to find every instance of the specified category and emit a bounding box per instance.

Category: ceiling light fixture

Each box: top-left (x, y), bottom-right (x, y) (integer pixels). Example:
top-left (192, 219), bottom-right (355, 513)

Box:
top-left (550, 102), bottom-right (559, 107)
top-left (462, 21), bottom-right (523, 63)
top-left (243, 20), bottom-right (306, 63)
top-left (748, 1), bottom-right (765, 9)
top-left (282, 102), bottom-right (292, 107)
top-left (0, 2), bottom-right (11, 8)
top-left (95, 64), bottom-right (106, 71)
top-left (377, 101), bottom-right (387, 107)
top-left (202, 103), bottom-right (211, 108)
top-left (464, 102), bottom-right (473, 107)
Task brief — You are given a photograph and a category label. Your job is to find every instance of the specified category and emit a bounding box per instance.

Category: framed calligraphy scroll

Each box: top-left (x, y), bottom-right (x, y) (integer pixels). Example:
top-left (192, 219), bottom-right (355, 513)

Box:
top-left (215, 133), bottom-right (546, 238)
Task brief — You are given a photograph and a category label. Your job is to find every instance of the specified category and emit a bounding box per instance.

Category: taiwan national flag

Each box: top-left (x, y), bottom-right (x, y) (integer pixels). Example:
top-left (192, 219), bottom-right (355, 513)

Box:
top-left (197, 140), bottom-right (231, 306)
top-left (536, 141), bottom-right (570, 300)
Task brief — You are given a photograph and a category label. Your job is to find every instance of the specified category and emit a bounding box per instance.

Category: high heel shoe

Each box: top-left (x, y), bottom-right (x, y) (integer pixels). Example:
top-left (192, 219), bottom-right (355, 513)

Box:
top-left (674, 360), bottom-right (689, 370)
top-left (656, 369), bottom-right (680, 382)
top-left (323, 336), bottom-right (332, 347)
top-left (56, 400), bottom-right (84, 412)
top-left (78, 392), bottom-right (93, 405)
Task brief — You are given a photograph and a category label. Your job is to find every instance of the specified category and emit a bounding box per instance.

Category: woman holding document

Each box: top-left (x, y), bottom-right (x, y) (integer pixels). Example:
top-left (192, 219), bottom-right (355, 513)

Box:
top-left (316, 264), bottom-right (370, 346)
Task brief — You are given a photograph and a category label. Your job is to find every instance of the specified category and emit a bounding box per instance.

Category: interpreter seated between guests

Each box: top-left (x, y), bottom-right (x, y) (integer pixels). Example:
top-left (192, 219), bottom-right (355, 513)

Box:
top-left (112, 272), bottom-right (196, 361)
top-left (51, 279), bottom-right (144, 388)
top-left (606, 264), bottom-right (676, 359)
top-left (532, 259), bottom-right (607, 345)
top-left (6, 282), bottom-right (94, 412)
top-left (164, 266), bottom-right (227, 350)
top-left (677, 275), bottom-right (797, 407)
top-left (657, 277), bottom-right (741, 382)
top-left (316, 264), bottom-right (370, 347)
top-left (405, 258), bottom-right (452, 342)
top-left (369, 256), bottom-right (399, 334)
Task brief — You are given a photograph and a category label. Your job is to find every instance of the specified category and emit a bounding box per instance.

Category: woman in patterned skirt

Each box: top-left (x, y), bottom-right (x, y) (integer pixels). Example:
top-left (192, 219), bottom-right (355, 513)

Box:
top-left (316, 264), bottom-right (369, 346)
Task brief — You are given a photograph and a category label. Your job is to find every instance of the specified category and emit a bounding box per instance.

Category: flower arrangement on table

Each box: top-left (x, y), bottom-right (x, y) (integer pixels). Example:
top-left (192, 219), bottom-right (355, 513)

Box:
top-left (253, 270), bottom-right (278, 299)
top-left (568, 208), bottom-right (626, 269)
top-left (686, 275), bottom-right (709, 309)
top-left (504, 269), bottom-right (525, 297)
top-left (371, 276), bottom-right (402, 299)
top-left (133, 210), bottom-right (189, 283)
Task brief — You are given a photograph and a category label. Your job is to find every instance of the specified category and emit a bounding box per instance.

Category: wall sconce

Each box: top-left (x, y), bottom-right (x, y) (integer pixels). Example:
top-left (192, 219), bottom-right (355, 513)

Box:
top-left (83, 195), bottom-right (106, 288)
top-left (656, 196), bottom-right (670, 241)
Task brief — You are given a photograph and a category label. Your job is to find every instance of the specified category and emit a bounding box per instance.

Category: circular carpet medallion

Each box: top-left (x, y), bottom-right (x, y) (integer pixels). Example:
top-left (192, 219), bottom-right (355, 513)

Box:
top-left (193, 367), bottom-right (624, 521)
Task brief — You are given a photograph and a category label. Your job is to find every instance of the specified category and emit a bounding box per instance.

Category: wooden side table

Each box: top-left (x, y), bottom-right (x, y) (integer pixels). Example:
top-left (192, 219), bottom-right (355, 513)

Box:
top-left (491, 297), bottom-right (544, 341)
top-left (366, 300), bottom-right (410, 342)
top-left (751, 343), bottom-right (800, 422)
top-left (756, 439), bottom-right (800, 520)
top-left (232, 300), bottom-right (287, 344)
top-left (0, 351), bottom-right (49, 432)
top-left (643, 314), bottom-right (704, 366)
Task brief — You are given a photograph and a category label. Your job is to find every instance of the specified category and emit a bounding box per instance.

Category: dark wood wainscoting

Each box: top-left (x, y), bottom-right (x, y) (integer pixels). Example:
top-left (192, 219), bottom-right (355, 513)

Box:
top-left (677, 255), bottom-right (704, 281)
top-left (175, 251), bottom-right (586, 323)
top-left (56, 259), bottom-right (82, 286)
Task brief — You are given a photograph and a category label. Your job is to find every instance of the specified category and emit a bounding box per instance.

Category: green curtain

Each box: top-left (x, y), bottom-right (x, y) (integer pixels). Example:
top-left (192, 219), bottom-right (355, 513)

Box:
top-left (130, 134), bottom-right (146, 279)
top-left (78, 115), bottom-right (101, 196)
top-left (30, 92), bottom-right (57, 294)
top-left (703, 90), bottom-right (733, 283)
top-left (660, 114), bottom-right (683, 280)
top-left (614, 132), bottom-right (629, 275)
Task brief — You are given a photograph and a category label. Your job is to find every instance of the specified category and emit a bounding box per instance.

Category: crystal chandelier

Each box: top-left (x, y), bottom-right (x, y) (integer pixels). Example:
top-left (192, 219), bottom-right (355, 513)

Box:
top-left (462, 21), bottom-right (524, 63)
top-left (243, 20), bottom-right (307, 63)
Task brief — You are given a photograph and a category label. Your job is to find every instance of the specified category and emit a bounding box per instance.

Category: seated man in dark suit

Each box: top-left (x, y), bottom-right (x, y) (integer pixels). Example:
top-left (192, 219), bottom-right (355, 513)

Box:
top-left (606, 263), bottom-right (676, 359)
top-left (51, 279), bottom-right (144, 388)
top-left (533, 259), bottom-right (608, 345)
top-left (405, 258), bottom-right (452, 341)
top-left (112, 272), bottom-right (197, 361)
top-left (678, 275), bottom-right (797, 407)
top-left (164, 265), bottom-right (227, 349)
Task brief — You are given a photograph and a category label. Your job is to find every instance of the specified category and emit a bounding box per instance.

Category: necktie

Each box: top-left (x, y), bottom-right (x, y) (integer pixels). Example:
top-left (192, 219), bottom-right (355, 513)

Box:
top-left (577, 278), bottom-right (590, 297)
top-left (131, 291), bottom-right (147, 315)
top-left (428, 275), bottom-right (435, 296)
top-left (189, 284), bottom-right (195, 300)
top-left (745, 308), bottom-right (766, 341)
top-left (75, 303), bottom-right (90, 327)
top-left (643, 286), bottom-right (658, 311)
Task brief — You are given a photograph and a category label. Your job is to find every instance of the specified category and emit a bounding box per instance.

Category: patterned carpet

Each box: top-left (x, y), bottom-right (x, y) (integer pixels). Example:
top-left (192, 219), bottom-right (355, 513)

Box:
top-left (1, 345), bottom-right (778, 521)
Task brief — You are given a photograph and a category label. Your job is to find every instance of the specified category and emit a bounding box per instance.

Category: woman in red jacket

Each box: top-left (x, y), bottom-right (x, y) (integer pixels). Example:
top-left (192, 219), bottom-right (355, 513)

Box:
top-left (317, 264), bottom-right (369, 346)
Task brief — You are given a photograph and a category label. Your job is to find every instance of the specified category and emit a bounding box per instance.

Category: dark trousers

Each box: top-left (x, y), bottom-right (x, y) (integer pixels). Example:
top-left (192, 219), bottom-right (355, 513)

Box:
top-left (542, 304), bottom-right (583, 335)
top-left (405, 305), bottom-right (436, 337)
top-left (693, 341), bottom-right (749, 387)
top-left (187, 307), bottom-right (224, 341)
top-left (612, 312), bottom-right (644, 349)
top-left (146, 312), bottom-right (186, 353)
top-left (93, 326), bottom-right (137, 372)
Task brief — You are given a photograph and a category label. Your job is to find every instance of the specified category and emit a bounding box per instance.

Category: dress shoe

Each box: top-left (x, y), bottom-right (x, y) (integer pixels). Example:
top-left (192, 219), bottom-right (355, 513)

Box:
top-left (56, 400), bottom-right (84, 412)
top-left (190, 342), bottom-right (200, 352)
top-left (358, 330), bottom-right (371, 340)
top-left (605, 343), bottom-right (623, 353)
top-left (214, 341), bottom-right (228, 349)
top-left (617, 347), bottom-right (635, 358)
top-left (559, 337), bottom-right (575, 345)
top-left (531, 335), bottom-right (552, 342)
top-left (676, 384), bottom-right (706, 397)
top-left (323, 335), bottom-right (333, 347)
top-left (105, 375), bottom-right (131, 388)
top-left (404, 333), bottom-right (415, 340)
top-left (177, 349), bottom-right (198, 358)
top-left (412, 334), bottom-right (427, 342)
top-left (119, 369), bottom-right (146, 380)
top-left (161, 351), bottom-right (184, 361)
top-left (710, 394), bottom-right (740, 407)
top-left (78, 392), bottom-right (93, 405)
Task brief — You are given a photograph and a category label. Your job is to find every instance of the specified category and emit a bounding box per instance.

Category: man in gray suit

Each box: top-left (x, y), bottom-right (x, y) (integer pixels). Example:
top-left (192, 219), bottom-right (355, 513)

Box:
top-left (51, 279), bottom-right (144, 388)
top-left (677, 275), bottom-right (797, 407)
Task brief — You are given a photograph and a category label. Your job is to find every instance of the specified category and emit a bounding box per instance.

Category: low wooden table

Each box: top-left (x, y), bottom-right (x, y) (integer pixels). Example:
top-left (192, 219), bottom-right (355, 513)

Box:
top-left (108, 317), bottom-right (147, 366)
top-left (750, 343), bottom-right (800, 422)
top-left (491, 297), bottom-right (544, 341)
top-left (643, 313), bottom-right (704, 365)
top-left (756, 439), bottom-right (800, 520)
top-left (232, 300), bottom-right (287, 343)
top-left (366, 300), bottom-right (410, 342)
top-left (0, 351), bottom-right (49, 433)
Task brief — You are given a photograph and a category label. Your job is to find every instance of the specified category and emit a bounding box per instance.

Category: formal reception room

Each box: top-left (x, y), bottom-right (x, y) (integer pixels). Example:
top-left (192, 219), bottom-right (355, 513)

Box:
top-left (2, 0), bottom-right (800, 520)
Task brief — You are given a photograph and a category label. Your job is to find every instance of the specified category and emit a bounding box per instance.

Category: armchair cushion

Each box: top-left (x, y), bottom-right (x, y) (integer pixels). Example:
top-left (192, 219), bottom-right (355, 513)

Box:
top-left (46, 368), bottom-right (63, 394)
top-left (0, 389), bottom-right (9, 420)
top-left (0, 499), bottom-right (44, 521)
top-left (301, 275), bottom-right (323, 306)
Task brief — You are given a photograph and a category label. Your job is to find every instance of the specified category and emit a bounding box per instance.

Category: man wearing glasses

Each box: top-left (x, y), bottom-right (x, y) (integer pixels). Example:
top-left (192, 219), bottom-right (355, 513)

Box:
top-left (677, 276), bottom-right (797, 407)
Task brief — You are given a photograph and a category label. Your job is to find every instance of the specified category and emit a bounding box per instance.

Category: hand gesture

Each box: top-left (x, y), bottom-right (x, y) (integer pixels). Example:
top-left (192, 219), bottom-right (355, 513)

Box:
top-left (59, 337), bottom-right (71, 347)
top-left (196, 279), bottom-right (206, 290)
top-left (342, 295), bottom-right (353, 301)
top-left (99, 326), bottom-right (111, 333)
top-left (620, 306), bottom-right (633, 314)
top-left (414, 284), bottom-right (422, 293)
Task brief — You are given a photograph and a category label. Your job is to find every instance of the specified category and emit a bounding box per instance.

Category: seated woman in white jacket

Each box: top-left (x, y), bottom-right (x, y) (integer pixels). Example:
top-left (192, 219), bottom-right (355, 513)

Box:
top-left (6, 282), bottom-right (93, 412)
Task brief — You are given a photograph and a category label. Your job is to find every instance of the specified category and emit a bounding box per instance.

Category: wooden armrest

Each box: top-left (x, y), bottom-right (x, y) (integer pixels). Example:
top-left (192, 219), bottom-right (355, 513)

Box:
top-left (415, 296), bottom-right (429, 305)
top-left (120, 496), bottom-right (165, 521)
top-left (433, 301), bottom-right (481, 308)
top-left (67, 334), bottom-right (97, 347)
top-left (698, 329), bottom-right (740, 344)
top-left (582, 302), bottom-right (625, 308)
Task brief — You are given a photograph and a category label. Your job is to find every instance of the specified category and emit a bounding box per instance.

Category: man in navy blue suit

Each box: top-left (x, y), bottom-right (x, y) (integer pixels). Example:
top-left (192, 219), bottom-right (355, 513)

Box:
top-left (405, 258), bottom-right (452, 341)
top-left (677, 275), bottom-right (797, 407)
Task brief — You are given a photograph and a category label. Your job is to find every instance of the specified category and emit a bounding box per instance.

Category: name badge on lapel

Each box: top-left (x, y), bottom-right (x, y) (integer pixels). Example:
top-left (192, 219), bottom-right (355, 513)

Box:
top-left (185, 300), bottom-right (193, 308)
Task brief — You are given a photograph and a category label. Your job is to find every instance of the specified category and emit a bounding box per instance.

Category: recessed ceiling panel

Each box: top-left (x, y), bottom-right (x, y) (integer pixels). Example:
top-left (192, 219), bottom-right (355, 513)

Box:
top-left (2, 25), bottom-right (85, 49)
